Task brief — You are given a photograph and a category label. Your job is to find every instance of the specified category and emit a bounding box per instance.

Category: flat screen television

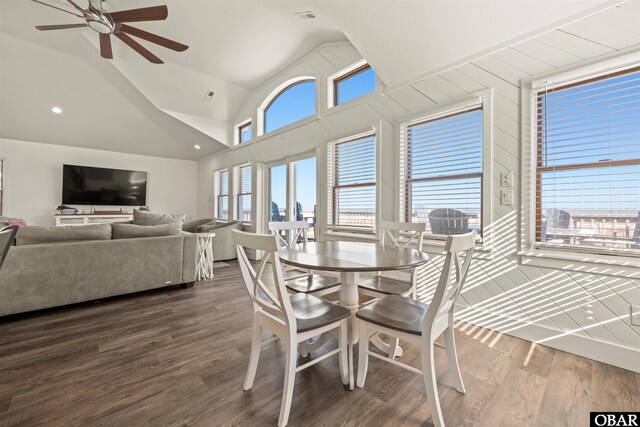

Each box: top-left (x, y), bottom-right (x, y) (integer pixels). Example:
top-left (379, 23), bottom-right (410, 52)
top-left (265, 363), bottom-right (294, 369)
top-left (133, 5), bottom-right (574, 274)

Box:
top-left (62, 164), bottom-right (148, 206)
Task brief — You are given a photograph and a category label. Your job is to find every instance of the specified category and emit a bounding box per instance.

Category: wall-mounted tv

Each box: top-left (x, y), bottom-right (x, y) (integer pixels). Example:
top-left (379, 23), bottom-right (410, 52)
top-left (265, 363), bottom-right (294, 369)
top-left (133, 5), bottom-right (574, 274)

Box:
top-left (62, 164), bottom-right (148, 206)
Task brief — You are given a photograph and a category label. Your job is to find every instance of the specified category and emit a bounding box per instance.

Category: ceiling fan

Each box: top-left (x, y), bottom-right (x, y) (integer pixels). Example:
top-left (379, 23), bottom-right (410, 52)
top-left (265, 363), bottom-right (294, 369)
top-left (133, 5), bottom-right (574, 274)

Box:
top-left (32, 0), bottom-right (188, 64)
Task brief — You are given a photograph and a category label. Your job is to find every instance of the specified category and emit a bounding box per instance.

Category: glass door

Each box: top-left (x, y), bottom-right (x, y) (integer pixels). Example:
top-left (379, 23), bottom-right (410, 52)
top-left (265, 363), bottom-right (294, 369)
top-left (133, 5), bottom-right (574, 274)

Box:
top-left (267, 154), bottom-right (317, 242)
top-left (292, 156), bottom-right (317, 241)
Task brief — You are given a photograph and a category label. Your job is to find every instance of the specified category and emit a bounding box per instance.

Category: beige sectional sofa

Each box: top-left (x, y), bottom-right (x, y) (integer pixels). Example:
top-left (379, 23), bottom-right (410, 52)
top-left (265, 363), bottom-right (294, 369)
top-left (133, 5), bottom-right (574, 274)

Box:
top-left (0, 223), bottom-right (197, 316)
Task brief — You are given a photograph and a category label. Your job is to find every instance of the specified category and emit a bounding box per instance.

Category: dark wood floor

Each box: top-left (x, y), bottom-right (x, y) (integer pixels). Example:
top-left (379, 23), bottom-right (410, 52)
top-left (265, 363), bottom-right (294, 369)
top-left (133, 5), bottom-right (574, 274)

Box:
top-left (1, 261), bottom-right (638, 427)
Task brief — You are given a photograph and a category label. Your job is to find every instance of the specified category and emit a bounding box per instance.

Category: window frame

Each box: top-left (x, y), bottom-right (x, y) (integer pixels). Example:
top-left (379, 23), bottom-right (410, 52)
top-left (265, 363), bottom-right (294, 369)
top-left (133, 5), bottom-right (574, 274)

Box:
top-left (236, 119), bottom-right (252, 145)
top-left (398, 91), bottom-right (493, 248)
top-left (327, 60), bottom-right (377, 109)
top-left (258, 77), bottom-right (316, 137)
top-left (332, 63), bottom-right (374, 107)
top-left (520, 51), bottom-right (640, 275)
top-left (235, 163), bottom-right (252, 223)
top-left (327, 130), bottom-right (378, 235)
top-left (215, 169), bottom-right (229, 220)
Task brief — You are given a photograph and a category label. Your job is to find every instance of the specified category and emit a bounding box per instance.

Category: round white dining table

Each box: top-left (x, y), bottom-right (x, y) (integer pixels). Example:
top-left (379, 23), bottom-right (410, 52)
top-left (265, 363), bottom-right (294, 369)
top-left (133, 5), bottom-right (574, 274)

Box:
top-left (279, 240), bottom-right (429, 356)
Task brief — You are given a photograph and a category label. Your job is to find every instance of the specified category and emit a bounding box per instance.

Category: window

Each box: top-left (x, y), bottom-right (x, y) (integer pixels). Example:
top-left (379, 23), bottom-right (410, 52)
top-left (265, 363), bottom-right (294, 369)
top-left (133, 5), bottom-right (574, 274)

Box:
top-left (328, 133), bottom-right (377, 232)
top-left (264, 79), bottom-right (315, 134)
top-left (0, 159), bottom-right (4, 216)
top-left (333, 64), bottom-right (376, 106)
top-left (238, 121), bottom-right (252, 144)
top-left (403, 107), bottom-right (483, 237)
top-left (216, 169), bottom-right (228, 220)
top-left (535, 66), bottom-right (640, 254)
top-left (236, 165), bottom-right (251, 222)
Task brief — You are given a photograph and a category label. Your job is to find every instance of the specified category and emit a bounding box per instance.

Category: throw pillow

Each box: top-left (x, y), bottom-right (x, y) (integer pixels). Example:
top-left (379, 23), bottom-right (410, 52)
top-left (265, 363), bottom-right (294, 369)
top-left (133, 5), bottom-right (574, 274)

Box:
top-left (133, 209), bottom-right (184, 226)
top-left (16, 224), bottom-right (112, 246)
top-left (195, 220), bottom-right (218, 233)
top-left (112, 223), bottom-right (182, 239)
top-left (199, 220), bottom-right (240, 232)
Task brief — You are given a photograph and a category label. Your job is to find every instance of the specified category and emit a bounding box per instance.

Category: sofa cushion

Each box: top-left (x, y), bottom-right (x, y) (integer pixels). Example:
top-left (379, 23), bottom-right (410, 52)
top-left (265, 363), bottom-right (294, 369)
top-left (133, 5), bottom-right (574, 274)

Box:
top-left (199, 220), bottom-right (240, 232)
top-left (16, 224), bottom-right (112, 246)
top-left (133, 210), bottom-right (184, 226)
top-left (182, 218), bottom-right (214, 233)
top-left (112, 223), bottom-right (182, 239)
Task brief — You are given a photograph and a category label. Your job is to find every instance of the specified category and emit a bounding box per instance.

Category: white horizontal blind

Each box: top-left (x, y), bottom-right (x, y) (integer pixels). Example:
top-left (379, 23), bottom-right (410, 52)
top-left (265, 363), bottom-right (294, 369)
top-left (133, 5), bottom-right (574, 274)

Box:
top-left (536, 66), bottom-right (640, 255)
top-left (217, 169), bottom-right (228, 220)
top-left (404, 107), bottom-right (483, 236)
top-left (236, 165), bottom-right (251, 222)
top-left (328, 133), bottom-right (376, 231)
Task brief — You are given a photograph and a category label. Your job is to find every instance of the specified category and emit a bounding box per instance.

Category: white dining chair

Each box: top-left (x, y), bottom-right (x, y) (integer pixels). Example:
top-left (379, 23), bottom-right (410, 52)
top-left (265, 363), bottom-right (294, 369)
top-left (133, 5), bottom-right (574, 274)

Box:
top-left (233, 229), bottom-right (353, 427)
top-left (356, 231), bottom-right (476, 427)
top-left (268, 221), bottom-right (341, 297)
top-left (358, 220), bottom-right (426, 300)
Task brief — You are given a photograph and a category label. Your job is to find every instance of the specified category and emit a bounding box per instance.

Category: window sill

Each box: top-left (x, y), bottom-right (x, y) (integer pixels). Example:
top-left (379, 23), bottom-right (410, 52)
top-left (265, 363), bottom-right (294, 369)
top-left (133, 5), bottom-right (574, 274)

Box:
top-left (324, 91), bottom-right (378, 116)
top-left (255, 114), bottom-right (319, 142)
top-left (231, 140), bottom-right (255, 150)
top-left (519, 248), bottom-right (640, 279)
top-left (422, 239), bottom-right (494, 260)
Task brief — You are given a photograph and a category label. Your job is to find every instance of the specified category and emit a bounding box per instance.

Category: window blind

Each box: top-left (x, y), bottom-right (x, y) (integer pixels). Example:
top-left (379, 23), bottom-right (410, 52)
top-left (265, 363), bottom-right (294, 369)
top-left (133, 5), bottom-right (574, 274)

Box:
top-left (236, 165), bottom-right (251, 222)
top-left (404, 107), bottom-right (483, 236)
top-left (217, 169), bottom-right (228, 220)
top-left (536, 66), bottom-right (640, 254)
top-left (328, 133), bottom-right (376, 231)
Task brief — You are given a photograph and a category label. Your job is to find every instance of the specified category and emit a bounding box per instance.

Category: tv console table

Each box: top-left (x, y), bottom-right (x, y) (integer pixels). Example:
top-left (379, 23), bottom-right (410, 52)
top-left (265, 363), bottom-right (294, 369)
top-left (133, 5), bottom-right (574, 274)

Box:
top-left (55, 213), bottom-right (133, 227)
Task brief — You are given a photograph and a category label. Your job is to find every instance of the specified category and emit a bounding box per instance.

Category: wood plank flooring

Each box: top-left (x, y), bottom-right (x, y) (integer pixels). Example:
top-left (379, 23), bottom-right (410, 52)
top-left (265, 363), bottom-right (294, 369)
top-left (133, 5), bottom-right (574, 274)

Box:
top-left (0, 261), bottom-right (638, 426)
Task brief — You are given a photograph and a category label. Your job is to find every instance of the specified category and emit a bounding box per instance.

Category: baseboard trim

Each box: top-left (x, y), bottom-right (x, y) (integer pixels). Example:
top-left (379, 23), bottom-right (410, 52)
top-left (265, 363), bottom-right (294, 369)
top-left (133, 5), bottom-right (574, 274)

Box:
top-left (455, 305), bottom-right (640, 373)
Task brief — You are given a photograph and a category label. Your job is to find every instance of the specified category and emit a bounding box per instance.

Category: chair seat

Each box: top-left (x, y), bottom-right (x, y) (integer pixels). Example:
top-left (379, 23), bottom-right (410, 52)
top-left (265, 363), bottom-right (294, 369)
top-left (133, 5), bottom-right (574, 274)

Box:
top-left (357, 275), bottom-right (413, 296)
top-left (290, 293), bottom-right (351, 333)
top-left (286, 274), bottom-right (341, 294)
top-left (284, 268), bottom-right (311, 281)
top-left (356, 294), bottom-right (429, 336)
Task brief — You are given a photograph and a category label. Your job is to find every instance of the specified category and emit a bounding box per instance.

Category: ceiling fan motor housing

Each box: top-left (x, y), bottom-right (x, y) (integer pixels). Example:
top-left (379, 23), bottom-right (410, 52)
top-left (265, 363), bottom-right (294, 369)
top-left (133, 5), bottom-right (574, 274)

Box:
top-left (86, 11), bottom-right (113, 34)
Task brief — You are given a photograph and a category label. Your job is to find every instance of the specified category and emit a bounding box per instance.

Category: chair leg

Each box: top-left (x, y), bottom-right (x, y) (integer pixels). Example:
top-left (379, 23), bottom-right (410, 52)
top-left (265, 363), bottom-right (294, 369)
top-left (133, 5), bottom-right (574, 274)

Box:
top-left (243, 319), bottom-right (263, 391)
top-left (278, 335), bottom-right (297, 427)
top-left (421, 338), bottom-right (445, 427)
top-left (356, 321), bottom-right (369, 388)
top-left (338, 319), bottom-right (349, 386)
top-left (299, 339), bottom-right (310, 358)
top-left (444, 321), bottom-right (465, 393)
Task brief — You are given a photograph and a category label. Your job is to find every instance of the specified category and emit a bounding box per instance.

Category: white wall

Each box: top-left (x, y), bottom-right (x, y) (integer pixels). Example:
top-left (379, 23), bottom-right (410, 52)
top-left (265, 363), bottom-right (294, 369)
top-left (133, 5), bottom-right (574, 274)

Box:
top-left (0, 138), bottom-right (198, 226)
top-left (197, 3), bottom-right (640, 372)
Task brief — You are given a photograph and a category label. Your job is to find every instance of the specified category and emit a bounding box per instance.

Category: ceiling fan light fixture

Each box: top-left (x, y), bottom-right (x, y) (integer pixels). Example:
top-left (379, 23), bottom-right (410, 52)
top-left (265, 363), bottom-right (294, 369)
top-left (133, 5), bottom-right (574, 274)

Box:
top-left (87, 19), bottom-right (112, 34)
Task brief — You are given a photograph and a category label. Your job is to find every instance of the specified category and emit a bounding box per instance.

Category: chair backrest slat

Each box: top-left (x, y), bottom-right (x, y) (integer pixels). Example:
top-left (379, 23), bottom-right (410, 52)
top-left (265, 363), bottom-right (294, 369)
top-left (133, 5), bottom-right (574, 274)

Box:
top-left (378, 221), bottom-right (426, 249)
top-left (422, 231), bottom-right (475, 333)
top-left (268, 221), bottom-right (309, 248)
top-left (233, 229), bottom-right (296, 328)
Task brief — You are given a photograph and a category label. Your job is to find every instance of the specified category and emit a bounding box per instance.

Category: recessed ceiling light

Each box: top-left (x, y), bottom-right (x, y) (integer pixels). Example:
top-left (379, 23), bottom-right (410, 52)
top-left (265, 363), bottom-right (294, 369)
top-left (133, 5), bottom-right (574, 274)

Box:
top-left (51, 106), bottom-right (63, 114)
top-left (194, 145), bottom-right (201, 150)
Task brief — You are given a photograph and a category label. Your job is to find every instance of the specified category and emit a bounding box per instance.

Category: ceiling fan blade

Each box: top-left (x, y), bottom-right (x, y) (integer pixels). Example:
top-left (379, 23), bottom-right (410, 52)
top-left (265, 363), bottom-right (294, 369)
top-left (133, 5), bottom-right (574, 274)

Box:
top-left (118, 24), bottom-right (188, 52)
top-left (100, 33), bottom-right (113, 59)
top-left (36, 23), bottom-right (87, 31)
top-left (109, 5), bottom-right (168, 23)
top-left (115, 32), bottom-right (163, 64)
top-left (31, 0), bottom-right (84, 18)
top-left (63, 0), bottom-right (87, 15)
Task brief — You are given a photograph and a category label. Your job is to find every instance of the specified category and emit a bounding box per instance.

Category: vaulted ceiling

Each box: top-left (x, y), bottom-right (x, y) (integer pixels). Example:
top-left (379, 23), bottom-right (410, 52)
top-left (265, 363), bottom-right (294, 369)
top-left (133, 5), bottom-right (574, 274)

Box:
top-left (0, 0), bottom-right (614, 160)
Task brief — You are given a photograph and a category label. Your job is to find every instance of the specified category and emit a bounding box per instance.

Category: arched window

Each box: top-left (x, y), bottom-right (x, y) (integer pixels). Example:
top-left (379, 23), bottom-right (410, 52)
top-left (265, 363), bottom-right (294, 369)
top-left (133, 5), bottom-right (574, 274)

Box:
top-left (263, 79), bottom-right (316, 134)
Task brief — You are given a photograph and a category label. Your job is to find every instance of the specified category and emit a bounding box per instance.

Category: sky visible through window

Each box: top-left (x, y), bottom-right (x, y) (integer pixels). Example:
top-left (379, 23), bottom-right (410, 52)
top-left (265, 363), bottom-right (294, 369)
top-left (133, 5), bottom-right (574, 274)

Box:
top-left (539, 70), bottom-right (640, 215)
top-left (337, 66), bottom-right (376, 105)
top-left (265, 81), bottom-right (316, 134)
